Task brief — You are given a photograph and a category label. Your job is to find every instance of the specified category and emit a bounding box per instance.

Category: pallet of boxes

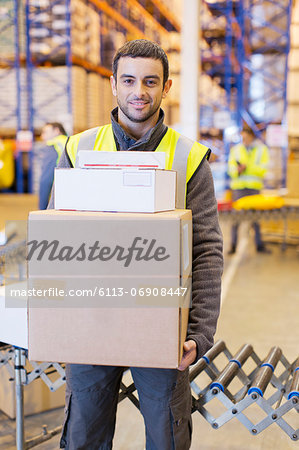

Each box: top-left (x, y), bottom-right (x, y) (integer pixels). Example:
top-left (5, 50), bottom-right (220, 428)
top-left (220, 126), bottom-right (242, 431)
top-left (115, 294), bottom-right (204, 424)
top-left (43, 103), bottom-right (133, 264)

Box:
top-left (27, 151), bottom-right (192, 368)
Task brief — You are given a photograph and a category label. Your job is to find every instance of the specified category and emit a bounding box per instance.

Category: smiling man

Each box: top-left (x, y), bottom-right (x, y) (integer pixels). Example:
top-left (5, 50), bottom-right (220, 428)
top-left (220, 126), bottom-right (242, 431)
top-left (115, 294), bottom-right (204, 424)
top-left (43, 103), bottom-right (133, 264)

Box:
top-left (49, 39), bottom-right (223, 450)
top-left (111, 56), bottom-right (171, 136)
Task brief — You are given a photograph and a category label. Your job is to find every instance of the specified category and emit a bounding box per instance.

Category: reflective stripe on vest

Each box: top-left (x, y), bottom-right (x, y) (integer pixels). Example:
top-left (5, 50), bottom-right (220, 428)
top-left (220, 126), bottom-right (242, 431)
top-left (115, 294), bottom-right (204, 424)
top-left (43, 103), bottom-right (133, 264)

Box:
top-left (255, 143), bottom-right (263, 165)
top-left (172, 134), bottom-right (195, 210)
top-left (67, 124), bottom-right (209, 208)
top-left (47, 135), bottom-right (68, 165)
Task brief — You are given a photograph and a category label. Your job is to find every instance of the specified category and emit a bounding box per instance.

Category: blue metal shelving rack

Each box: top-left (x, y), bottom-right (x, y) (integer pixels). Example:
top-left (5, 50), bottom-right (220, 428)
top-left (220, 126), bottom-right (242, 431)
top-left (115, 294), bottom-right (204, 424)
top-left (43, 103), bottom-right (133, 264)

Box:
top-left (25, 0), bottom-right (72, 129)
top-left (24, 0), bottom-right (178, 133)
top-left (25, 0), bottom-right (72, 193)
top-left (201, 0), bottom-right (292, 189)
top-left (23, 0), bottom-right (178, 193)
top-left (0, 0), bottom-right (24, 192)
top-left (200, 1), bottom-right (243, 161)
top-left (241, 0), bottom-right (292, 187)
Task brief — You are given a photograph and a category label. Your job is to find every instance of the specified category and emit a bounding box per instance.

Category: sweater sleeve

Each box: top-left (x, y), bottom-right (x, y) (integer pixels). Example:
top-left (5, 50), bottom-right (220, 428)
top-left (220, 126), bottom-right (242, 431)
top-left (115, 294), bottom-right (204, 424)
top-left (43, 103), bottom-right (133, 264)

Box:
top-left (38, 145), bottom-right (57, 210)
top-left (186, 158), bottom-right (223, 361)
top-left (47, 145), bottom-right (72, 210)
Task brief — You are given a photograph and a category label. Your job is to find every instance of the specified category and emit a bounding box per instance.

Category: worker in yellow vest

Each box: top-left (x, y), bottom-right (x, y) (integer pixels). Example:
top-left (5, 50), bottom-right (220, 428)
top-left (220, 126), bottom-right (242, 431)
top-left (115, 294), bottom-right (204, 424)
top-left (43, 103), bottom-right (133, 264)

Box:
top-left (227, 127), bottom-right (270, 254)
top-left (48, 40), bottom-right (223, 450)
top-left (39, 122), bottom-right (67, 209)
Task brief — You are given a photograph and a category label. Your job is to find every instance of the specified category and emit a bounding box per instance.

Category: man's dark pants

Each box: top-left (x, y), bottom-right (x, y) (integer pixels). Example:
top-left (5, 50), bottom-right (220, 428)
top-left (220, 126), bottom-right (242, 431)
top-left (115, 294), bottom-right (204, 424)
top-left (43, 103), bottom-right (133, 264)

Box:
top-left (60, 364), bottom-right (192, 450)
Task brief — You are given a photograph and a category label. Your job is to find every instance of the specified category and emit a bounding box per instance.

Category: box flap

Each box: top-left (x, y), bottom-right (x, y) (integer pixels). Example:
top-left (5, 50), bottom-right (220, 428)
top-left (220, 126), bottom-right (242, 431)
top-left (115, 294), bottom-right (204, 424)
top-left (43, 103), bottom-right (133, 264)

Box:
top-left (77, 151), bottom-right (166, 169)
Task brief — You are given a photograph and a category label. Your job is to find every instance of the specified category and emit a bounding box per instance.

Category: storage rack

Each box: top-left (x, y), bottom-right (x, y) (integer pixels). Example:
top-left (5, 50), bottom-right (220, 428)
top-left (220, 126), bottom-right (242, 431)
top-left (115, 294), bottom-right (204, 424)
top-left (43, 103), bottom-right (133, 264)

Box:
top-left (2, 0), bottom-right (181, 193)
top-left (242, 0), bottom-right (292, 188)
top-left (200, 1), bottom-right (244, 160)
top-left (200, 0), bottom-right (292, 190)
top-left (2, 1), bottom-right (293, 192)
top-left (0, 0), bottom-right (25, 192)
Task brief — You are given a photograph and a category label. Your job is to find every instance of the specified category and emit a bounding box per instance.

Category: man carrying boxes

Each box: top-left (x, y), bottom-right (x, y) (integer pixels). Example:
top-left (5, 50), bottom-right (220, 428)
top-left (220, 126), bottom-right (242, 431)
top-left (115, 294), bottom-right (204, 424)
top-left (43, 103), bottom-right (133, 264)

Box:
top-left (44, 39), bottom-right (223, 449)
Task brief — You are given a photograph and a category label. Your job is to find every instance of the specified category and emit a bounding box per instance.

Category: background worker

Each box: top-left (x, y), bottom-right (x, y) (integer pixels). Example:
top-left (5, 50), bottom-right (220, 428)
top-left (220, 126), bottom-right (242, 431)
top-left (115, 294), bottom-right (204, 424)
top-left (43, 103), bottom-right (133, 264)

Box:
top-left (39, 122), bottom-right (67, 209)
top-left (49, 39), bottom-right (223, 450)
top-left (227, 126), bottom-right (270, 254)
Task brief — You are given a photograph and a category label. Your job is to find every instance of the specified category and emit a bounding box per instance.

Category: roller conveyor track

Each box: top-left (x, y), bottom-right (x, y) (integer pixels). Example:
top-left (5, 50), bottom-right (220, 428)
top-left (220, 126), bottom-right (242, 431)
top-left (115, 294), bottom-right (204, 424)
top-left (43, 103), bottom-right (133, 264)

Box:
top-left (190, 341), bottom-right (299, 441)
top-left (0, 342), bottom-right (298, 448)
top-left (218, 204), bottom-right (299, 224)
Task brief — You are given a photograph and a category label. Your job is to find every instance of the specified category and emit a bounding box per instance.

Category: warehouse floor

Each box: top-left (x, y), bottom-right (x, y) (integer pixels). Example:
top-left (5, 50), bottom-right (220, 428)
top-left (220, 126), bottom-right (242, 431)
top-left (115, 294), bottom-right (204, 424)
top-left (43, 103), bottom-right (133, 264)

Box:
top-left (0, 219), bottom-right (298, 449)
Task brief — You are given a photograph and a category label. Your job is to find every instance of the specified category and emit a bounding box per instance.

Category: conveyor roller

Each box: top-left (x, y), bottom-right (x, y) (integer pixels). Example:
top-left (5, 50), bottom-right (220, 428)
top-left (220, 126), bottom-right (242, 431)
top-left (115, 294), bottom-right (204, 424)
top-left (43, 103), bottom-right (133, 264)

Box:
top-left (248, 346), bottom-right (282, 397)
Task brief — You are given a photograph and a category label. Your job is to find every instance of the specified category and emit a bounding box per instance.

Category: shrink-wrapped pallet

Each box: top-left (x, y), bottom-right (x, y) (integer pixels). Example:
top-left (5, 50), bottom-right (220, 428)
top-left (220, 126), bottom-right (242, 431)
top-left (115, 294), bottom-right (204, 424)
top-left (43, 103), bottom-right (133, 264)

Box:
top-left (0, 68), bottom-right (27, 133)
top-left (87, 73), bottom-right (105, 128)
top-left (32, 66), bottom-right (87, 132)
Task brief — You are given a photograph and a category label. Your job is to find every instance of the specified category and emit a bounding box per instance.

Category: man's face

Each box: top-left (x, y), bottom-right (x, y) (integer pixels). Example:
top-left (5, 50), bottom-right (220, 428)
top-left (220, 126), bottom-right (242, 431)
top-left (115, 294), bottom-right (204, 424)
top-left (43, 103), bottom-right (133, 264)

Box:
top-left (241, 130), bottom-right (254, 147)
top-left (110, 57), bottom-right (171, 125)
top-left (41, 125), bottom-right (58, 142)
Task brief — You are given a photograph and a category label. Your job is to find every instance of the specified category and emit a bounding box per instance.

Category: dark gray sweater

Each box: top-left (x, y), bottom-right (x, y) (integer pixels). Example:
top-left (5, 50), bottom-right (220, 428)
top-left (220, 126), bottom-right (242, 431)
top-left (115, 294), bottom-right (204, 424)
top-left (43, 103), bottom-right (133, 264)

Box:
top-left (48, 108), bottom-right (223, 362)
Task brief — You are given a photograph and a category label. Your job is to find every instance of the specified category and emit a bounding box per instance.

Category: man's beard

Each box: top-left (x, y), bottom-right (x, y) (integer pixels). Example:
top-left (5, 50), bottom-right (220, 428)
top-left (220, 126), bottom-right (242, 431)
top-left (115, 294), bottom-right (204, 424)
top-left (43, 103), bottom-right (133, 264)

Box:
top-left (117, 100), bottom-right (161, 123)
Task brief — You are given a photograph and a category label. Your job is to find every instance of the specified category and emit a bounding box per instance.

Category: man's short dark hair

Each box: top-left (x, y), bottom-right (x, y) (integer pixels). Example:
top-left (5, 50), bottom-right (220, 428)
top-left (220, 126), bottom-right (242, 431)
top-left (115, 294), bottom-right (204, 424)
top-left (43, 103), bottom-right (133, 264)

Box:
top-left (112, 39), bottom-right (169, 87)
top-left (46, 122), bottom-right (67, 136)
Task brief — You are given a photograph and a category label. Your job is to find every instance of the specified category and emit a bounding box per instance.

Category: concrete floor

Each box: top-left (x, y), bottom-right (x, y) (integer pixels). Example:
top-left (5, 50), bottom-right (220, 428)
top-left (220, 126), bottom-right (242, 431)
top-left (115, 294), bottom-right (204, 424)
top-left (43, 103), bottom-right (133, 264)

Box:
top-left (0, 220), bottom-right (298, 449)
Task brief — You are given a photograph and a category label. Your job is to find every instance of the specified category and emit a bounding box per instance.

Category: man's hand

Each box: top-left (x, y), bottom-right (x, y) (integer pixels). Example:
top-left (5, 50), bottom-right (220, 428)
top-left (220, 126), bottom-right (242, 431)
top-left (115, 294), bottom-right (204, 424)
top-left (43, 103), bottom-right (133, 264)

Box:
top-left (237, 163), bottom-right (246, 174)
top-left (178, 340), bottom-right (197, 371)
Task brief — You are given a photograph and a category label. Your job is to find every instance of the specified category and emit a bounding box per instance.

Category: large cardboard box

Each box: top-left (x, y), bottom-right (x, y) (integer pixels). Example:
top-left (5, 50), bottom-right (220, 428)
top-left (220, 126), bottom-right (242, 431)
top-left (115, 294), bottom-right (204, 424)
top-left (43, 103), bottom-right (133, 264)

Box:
top-left (27, 209), bottom-right (192, 368)
top-left (54, 168), bottom-right (176, 212)
top-left (286, 162), bottom-right (299, 198)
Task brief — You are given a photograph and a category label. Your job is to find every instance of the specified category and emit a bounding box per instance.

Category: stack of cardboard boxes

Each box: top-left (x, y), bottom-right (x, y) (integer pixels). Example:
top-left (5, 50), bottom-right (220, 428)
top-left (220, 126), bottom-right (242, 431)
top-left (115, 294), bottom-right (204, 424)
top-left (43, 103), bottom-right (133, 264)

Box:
top-left (27, 152), bottom-right (192, 368)
top-left (86, 5), bottom-right (101, 66)
top-left (86, 73), bottom-right (105, 128)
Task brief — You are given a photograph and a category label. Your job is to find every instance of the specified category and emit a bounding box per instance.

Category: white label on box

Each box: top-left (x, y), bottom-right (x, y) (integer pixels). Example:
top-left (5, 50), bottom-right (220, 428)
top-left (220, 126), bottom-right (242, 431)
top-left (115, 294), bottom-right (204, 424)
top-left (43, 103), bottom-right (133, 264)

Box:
top-left (123, 171), bottom-right (152, 187)
top-left (183, 223), bottom-right (189, 271)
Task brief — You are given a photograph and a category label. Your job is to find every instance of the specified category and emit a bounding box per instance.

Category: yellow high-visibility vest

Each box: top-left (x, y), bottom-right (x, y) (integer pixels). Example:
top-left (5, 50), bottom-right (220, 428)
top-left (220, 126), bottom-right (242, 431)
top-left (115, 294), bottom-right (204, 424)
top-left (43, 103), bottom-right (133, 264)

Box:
top-left (228, 141), bottom-right (269, 190)
top-left (47, 135), bottom-right (68, 165)
top-left (66, 124), bottom-right (210, 208)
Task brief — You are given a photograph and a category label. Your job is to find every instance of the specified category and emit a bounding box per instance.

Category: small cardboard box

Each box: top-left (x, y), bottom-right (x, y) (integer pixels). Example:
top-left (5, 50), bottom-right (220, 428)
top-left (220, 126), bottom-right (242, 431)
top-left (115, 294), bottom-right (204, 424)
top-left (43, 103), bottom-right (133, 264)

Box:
top-left (54, 168), bottom-right (176, 213)
top-left (27, 209), bottom-right (192, 368)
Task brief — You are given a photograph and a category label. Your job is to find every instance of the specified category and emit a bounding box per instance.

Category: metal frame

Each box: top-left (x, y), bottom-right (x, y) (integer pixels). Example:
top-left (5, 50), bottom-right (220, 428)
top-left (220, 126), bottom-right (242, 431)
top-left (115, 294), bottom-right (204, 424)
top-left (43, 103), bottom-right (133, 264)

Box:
top-left (219, 203), bottom-right (299, 250)
top-left (0, 340), bottom-right (298, 449)
top-left (0, 0), bottom-right (24, 192)
top-left (201, 0), bottom-right (292, 189)
top-left (189, 341), bottom-right (298, 441)
top-left (24, 0), bottom-right (72, 192)
top-left (25, 0), bottom-right (72, 131)
top-left (200, 1), bottom-right (243, 160)
top-left (10, 0), bottom-right (179, 193)
top-left (241, 0), bottom-right (292, 186)
top-left (0, 347), bottom-right (66, 450)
